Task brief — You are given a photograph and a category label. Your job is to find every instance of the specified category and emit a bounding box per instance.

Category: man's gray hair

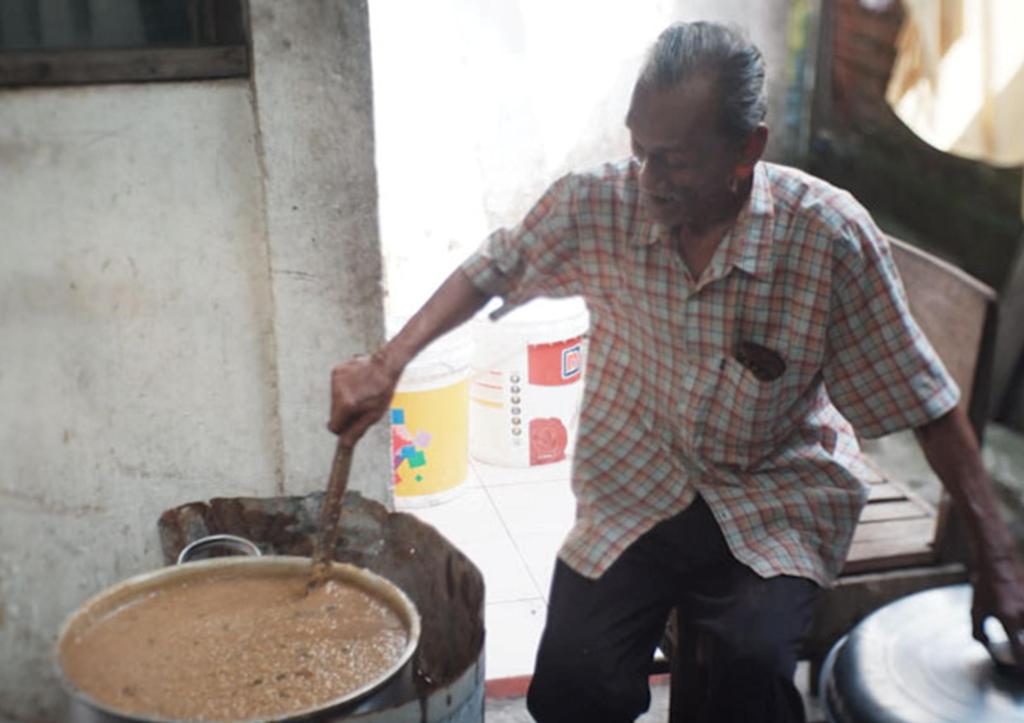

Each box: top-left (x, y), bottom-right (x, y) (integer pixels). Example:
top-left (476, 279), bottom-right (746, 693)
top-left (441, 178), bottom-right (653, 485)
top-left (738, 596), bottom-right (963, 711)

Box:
top-left (639, 21), bottom-right (767, 143)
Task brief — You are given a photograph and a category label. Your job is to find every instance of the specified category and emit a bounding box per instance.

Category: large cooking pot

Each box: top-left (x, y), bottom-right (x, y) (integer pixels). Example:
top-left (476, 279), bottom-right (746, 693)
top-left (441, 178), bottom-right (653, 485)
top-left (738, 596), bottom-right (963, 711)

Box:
top-left (55, 534), bottom-right (421, 722)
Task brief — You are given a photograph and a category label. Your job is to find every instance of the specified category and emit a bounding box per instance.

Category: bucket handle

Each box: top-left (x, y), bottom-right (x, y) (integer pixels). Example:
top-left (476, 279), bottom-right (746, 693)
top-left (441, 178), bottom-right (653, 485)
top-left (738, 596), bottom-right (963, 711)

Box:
top-left (176, 534), bottom-right (262, 565)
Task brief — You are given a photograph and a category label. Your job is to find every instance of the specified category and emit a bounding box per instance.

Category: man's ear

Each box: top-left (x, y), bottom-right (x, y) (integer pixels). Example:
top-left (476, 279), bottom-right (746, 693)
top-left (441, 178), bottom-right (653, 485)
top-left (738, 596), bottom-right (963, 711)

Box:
top-left (734, 124), bottom-right (768, 180)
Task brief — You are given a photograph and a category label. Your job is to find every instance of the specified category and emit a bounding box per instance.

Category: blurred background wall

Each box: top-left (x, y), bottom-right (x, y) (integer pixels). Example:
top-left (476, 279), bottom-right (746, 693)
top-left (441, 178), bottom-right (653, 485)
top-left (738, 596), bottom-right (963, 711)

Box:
top-left (371, 0), bottom-right (796, 320)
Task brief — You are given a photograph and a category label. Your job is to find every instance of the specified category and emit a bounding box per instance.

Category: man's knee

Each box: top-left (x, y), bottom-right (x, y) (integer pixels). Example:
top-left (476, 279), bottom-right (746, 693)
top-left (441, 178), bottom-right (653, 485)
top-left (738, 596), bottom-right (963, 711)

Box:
top-left (706, 600), bottom-right (810, 692)
top-left (719, 632), bottom-right (798, 681)
top-left (712, 575), bottom-right (818, 681)
top-left (527, 651), bottom-right (650, 723)
top-left (702, 631), bottom-right (807, 723)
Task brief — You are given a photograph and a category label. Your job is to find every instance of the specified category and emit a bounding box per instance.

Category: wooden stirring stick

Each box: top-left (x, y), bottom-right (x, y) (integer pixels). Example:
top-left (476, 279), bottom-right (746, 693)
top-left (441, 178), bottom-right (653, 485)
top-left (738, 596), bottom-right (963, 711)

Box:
top-left (308, 438), bottom-right (354, 591)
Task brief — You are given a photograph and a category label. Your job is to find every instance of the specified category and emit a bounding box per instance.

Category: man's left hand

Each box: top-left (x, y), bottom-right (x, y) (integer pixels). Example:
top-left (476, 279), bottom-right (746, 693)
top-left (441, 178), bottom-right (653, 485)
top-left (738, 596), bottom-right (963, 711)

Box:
top-left (972, 554), bottom-right (1024, 667)
top-left (914, 407), bottom-right (1024, 670)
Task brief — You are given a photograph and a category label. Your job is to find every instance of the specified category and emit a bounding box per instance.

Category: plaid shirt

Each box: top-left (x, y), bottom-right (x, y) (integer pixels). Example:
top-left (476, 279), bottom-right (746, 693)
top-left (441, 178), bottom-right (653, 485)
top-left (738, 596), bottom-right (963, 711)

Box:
top-left (461, 160), bottom-right (959, 585)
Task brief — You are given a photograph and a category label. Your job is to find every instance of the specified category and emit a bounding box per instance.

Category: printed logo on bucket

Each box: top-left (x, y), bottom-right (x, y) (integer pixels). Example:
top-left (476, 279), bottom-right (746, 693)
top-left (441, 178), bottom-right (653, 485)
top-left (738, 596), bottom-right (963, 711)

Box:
top-left (561, 344), bottom-right (582, 380)
top-left (528, 335), bottom-right (584, 386)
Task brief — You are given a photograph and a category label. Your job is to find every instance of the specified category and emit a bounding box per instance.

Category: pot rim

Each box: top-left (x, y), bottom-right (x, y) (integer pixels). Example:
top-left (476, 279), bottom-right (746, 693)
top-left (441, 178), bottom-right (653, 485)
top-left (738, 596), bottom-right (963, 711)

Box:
top-left (54, 555), bottom-right (422, 723)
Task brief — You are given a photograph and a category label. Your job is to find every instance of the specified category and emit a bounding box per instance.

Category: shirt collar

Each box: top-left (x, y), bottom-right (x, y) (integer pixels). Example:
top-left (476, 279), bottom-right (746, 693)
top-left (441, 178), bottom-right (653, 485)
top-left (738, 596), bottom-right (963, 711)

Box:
top-left (723, 162), bottom-right (775, 278)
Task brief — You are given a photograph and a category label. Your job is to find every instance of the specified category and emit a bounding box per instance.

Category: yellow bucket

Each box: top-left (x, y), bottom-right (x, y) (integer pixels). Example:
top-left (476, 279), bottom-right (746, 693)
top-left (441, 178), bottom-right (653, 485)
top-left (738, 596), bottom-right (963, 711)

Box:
top-left (390, 330), bottom-right (471, 506)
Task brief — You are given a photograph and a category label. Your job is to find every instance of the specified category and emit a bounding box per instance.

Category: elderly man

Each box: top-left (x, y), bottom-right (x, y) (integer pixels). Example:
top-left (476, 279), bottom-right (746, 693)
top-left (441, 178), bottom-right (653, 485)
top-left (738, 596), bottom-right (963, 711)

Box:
top-left (329, 21), bottom-right (1024, 723)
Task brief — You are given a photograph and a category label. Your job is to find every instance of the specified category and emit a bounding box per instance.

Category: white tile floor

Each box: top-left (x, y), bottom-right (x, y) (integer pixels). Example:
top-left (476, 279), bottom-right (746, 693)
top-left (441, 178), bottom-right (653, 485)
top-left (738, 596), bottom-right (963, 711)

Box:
top-left (400, 457), bottom-right (576, 679)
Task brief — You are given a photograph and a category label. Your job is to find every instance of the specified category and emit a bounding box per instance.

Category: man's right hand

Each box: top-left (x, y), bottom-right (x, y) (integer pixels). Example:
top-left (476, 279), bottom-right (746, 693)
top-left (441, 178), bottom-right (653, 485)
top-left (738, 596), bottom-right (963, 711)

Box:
top-left (328, 350), bottom-right (401, 447)
top-left (327, 267), bottom-right (491, 446)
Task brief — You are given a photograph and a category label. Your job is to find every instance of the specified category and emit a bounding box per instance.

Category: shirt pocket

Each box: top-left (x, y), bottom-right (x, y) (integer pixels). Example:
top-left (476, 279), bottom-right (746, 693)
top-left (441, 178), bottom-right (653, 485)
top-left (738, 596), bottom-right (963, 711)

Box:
top-left (684, 355), bottom-right (793, 469)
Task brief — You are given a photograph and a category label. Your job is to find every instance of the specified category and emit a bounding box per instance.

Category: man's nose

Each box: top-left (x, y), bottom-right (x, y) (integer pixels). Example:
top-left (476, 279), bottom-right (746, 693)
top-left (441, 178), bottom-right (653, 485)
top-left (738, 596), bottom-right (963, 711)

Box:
top-left (638, 157), bottom-right (666, 192)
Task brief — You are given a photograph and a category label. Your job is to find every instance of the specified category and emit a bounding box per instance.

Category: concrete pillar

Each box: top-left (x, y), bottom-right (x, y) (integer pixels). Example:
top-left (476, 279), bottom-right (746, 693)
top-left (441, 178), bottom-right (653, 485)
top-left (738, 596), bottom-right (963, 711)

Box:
top-left (248, 0), bottom-right (391, 502)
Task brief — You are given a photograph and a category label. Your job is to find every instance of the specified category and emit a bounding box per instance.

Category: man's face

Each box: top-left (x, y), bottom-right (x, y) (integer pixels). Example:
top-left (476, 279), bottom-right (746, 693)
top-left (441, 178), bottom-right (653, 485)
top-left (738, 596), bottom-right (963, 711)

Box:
top-left (626, 77), bottom-right (741, 230)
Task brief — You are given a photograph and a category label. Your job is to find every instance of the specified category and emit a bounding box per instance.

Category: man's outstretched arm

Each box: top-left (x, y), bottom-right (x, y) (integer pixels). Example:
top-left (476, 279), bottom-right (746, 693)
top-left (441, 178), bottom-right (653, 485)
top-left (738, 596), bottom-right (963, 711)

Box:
top-left (914, 406), bottom-right (1024, 664)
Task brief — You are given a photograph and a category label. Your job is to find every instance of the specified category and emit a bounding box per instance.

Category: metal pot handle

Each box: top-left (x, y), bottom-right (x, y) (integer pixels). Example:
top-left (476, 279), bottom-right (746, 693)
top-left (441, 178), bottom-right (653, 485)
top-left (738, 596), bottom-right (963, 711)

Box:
top-left (176, 534), bottom-right (262, 565)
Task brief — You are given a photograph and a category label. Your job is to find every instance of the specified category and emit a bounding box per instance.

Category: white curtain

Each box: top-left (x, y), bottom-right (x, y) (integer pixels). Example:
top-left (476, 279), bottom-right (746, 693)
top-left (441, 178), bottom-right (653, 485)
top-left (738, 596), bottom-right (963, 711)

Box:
top-left (887, 0), bottom-right (1024, 171)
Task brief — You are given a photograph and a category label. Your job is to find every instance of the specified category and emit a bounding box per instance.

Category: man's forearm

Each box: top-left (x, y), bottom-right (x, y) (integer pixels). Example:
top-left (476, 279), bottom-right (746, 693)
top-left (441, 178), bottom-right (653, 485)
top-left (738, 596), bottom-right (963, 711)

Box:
top-left (914, 407), bottom-right (1015, 563)
top-left (379, 268), bottom-right (491, 376)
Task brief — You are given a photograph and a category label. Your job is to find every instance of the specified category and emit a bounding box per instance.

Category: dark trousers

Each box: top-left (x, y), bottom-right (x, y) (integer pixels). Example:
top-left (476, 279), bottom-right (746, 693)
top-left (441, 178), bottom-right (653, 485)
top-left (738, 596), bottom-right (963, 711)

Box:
top-left (526, 496), bottom-right (820, 723)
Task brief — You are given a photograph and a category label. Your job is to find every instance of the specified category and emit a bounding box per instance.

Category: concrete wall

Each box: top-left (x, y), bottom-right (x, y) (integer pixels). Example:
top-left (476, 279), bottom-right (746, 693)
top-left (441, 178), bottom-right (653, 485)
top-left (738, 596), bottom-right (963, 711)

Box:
top-left (371, 0), bottom-right (794, 318)
top-left (0, 2), bottom-right (388, 719)
top-left (0, 81), bottom-right (277, 719)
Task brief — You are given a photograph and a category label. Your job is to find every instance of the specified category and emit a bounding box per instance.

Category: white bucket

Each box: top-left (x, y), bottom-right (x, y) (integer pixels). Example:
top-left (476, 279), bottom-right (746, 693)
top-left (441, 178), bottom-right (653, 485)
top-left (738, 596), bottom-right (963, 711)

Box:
top-left (389, 324), bottom-right (472, 507)
top-left (469, 298), bottom-right (589, 467)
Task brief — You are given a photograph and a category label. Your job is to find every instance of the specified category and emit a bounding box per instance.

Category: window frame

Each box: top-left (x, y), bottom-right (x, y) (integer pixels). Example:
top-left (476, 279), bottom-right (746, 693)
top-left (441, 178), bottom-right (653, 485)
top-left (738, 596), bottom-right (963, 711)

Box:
top-left (0, 1), bottom-right (249, 87)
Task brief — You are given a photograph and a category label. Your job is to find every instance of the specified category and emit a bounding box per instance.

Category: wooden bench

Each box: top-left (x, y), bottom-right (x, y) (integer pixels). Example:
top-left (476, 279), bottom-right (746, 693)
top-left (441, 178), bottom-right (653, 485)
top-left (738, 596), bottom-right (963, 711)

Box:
top-left (665, 236), bottom-right (998, 720)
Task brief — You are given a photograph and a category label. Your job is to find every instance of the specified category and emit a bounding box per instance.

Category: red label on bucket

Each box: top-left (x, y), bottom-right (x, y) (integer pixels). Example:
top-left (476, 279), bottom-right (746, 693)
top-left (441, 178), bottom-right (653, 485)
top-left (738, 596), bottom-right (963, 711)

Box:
top-left (530, 417), bottom-right (568, 465)
top-left (528, 336), bottom-right (584, 386)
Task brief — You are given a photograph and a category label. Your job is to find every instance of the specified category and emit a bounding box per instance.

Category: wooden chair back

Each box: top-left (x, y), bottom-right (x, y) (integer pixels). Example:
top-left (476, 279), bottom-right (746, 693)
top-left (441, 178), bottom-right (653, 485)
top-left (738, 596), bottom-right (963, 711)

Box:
top-left (883, 237), bottom-right (997, 564)
top-left (888, 237), bottom-right (997, 441)
top-left (837, 238), bottom-right (996, 575)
